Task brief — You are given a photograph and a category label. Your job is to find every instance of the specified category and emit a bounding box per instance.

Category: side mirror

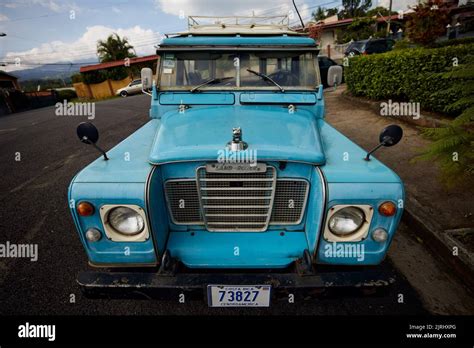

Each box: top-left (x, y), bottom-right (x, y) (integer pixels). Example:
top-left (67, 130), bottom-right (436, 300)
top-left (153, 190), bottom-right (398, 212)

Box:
top-left (379, 124), bottom-right (403, 147)
top-left (364, 124), bottom-right (403, 161)
top-left (141, 67), bottom-right (153, 90)
top-left (327, 65), bottom-right (343, 88)
top-left (76, 122), bottom-right (108, 160)
top-left (77, 122), bottom-right (99, 144)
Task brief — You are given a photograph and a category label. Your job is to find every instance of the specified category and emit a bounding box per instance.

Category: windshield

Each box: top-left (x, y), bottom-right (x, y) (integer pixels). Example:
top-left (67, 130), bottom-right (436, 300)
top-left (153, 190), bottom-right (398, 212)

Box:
top-left (159, 51), bottom-right (319, 90)
top-left (348, 41), bottom-right (366, 51)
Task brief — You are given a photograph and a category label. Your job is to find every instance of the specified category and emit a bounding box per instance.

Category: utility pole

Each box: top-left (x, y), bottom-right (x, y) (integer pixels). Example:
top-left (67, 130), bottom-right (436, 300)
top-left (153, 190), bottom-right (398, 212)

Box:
top-left (386, 0), bottom-right (393, 36)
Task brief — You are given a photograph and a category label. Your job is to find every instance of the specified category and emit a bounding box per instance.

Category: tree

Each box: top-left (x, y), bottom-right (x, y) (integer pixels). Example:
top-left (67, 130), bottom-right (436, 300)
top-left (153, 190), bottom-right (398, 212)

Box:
top-left (312, 6), bottom-right (339, 22)
top-left (416, 56), bottom-right (474, 187)
top-left (366, 6), bottom-right (397, 17)
top-left (326, 8), bottom-right (339, 17)
top-left (405, 0), bottom-right (450, 46)
top-left (339, 0), bottom-right (372, 19)
top-left (313, 7), bottom-right (327, 21)
top-left (96, 33), bottom-right (136, 63)
top-left (336, 17), bottom-right (377, 43)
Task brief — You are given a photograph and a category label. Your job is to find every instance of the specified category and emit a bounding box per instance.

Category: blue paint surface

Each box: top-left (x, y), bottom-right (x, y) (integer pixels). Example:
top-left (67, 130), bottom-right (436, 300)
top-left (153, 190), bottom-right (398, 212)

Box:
top-left (148, 105), bottom-right (326, 165)
top-left (316, 182), bottom-right (404, 265)
top-left (167, 230), bottom-right (308, 268)
top-left (161, 35), bottom-right (317, 47)
top-left (69, 182), bottom-right (157, 265)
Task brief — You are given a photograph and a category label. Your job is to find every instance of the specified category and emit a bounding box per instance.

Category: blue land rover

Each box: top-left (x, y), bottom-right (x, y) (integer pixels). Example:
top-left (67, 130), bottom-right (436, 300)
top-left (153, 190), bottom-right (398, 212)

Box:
top-left (69, 16), bottom-right (404, 307)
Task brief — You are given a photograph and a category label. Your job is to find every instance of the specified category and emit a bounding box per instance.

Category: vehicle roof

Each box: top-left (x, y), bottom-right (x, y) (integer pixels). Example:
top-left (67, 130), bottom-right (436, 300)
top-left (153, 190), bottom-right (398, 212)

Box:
top-left (159, 35), bottom-right (317, 49)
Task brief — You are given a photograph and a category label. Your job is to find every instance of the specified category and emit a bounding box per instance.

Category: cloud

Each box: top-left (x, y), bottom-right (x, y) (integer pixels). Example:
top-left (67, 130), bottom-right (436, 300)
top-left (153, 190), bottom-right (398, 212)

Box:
top-left (156, 0), bottom-right (296, 17)
top-left (3, 25), bottom-right (161, 72)
top-left (376, 0), bottom-right (418, 11)
top-left (1, 0), bottom-right (78, 12)
top-left (0, 14), bottom-right (9, 21)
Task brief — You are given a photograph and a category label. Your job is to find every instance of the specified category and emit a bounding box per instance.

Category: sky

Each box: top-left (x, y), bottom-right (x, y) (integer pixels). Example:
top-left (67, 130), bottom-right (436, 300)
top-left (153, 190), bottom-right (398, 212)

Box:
top-left (0, 0), bottom-right (417, 72)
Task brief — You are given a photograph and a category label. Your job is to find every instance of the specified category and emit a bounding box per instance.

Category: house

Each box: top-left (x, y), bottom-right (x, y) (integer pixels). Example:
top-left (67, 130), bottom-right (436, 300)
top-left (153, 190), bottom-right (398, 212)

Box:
top-left (308, 14), bottom-right (408, 59)
top-left (0, 71), bottom-right (20, 90)
top-left (76, 55), bottom-right (159, 99)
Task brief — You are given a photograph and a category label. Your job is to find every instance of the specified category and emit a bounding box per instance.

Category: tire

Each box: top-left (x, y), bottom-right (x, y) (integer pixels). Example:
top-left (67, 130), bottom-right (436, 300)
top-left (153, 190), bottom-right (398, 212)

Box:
top-left (120, 91), bottom-right (128, 97)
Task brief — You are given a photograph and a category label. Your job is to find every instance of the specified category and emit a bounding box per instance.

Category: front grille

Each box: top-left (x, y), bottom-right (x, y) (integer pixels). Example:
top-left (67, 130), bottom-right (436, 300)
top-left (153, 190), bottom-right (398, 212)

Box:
top-left (271, 180), bottom-right (309, 224)
top-left (164, 180), bottom-right (202, 224)
top-left (164, 166), bottom-right (310, 231)
top-left (197, 166), bottom-right (276, 231)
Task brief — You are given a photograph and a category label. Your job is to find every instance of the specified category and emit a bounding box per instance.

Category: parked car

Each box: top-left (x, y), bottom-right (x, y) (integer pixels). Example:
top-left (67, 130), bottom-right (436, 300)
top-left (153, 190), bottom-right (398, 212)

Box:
top-left (115, 79), bottom-right (142, 97)
top-left (318, 55), bottom-right (344, 87)
top-left (70, 16), bottom-right (404, 307)
top-left (344, 38), bottom-right (395, 56)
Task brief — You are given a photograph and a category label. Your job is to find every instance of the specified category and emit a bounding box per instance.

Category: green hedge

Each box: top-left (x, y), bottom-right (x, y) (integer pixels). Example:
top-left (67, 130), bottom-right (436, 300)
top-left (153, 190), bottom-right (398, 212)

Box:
top-left (56, 89), bottom-right (77, 101)
top-left (430, 37), bottom-right (474, 48)
top-left (345, 44), bottom-right (474, 114)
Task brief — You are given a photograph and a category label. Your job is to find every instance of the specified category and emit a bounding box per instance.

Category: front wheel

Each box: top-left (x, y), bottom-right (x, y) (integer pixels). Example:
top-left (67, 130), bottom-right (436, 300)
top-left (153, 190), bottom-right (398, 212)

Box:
top-left (120, 91), bottom-right (128, 98)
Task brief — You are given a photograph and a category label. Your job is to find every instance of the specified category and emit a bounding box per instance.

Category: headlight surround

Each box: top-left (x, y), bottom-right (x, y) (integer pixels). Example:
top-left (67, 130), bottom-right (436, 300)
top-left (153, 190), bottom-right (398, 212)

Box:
top-left (108, 206), bottom-right (145, 236)
top-left (328, 206), bottom-right (365, 236)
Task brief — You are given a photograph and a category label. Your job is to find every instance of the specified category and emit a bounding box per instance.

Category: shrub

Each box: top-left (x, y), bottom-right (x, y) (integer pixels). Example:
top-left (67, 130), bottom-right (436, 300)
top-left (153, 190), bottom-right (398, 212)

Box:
top-left (405, 0), bottom-right (450, 46)
top-left (415, 56), bottom-right (474, 186)
top-left (107, 66), bottom-right (129, 81)
top-left (345, 43), bottom-right (474, 113)
top-left (430, 37), bottom-right (474, 48)
top-left (56, 89), bottom-right (77, 101)
top-left (82, 70), bottom-right (108, 84)
top-left (71, 73), bottom-right (83, 84)
top-left (393, 39), bottom-right (418, 50)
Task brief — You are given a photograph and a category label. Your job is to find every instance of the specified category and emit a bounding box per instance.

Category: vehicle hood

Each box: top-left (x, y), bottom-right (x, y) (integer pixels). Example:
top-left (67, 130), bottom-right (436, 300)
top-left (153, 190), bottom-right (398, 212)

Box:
top-left (149, 106), bottom-right (325, 165)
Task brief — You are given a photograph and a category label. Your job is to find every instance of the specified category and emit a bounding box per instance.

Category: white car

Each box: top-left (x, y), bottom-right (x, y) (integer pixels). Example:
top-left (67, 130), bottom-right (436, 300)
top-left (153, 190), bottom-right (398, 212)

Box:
top-left (116, 79), bottom-right (142, 97)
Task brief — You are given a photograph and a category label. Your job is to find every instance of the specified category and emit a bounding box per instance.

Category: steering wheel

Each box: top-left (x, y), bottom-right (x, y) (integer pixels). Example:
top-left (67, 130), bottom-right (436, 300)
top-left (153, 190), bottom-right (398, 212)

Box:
top-left (268, 70), bottom-right (299, 86)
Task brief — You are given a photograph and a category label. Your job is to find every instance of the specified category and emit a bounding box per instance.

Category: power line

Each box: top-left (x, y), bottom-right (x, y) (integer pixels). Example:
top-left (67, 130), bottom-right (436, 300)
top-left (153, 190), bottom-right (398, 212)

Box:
top-left (2, 1), bottom-right (129, 23)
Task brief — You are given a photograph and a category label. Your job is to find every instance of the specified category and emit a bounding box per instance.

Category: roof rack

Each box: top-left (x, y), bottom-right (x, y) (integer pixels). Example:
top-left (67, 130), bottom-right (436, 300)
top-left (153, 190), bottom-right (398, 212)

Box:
top-left (167, 15), bottom-right (301, 36)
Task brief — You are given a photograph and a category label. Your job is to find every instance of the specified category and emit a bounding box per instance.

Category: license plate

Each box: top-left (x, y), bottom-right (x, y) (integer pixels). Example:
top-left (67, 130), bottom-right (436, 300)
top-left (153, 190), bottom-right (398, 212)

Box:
top-left (206, 163), bottom-right (267, 174)
top-left (207, 285), bottom-right (271, 307)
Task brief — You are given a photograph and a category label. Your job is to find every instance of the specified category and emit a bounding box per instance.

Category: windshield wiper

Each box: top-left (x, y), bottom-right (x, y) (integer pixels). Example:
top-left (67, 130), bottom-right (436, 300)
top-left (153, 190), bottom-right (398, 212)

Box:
top-left (190, 76), bottom-right (234, 93)
top-left (246, 69), bottom-right (285, 92)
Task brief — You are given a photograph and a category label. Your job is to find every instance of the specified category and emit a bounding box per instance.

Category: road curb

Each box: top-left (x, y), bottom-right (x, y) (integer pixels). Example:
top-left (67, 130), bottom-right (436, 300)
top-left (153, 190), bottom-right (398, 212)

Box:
top-left (402, 195), bottom-right (474, 291)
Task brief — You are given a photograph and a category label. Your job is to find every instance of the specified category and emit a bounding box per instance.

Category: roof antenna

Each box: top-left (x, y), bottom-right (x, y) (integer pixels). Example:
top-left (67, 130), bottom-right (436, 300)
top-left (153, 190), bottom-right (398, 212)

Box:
top-left (292, 0), bottom-right (305, 29)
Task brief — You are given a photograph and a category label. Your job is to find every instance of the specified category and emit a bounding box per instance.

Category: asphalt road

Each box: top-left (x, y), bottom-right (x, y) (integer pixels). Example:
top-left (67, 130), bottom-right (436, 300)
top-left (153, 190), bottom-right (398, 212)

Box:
top-left (0, 94), bottom-right (435, 315)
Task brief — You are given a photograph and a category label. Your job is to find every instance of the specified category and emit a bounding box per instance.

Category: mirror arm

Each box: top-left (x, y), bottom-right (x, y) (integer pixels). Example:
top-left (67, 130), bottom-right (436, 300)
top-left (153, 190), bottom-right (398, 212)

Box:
top-left (141, 86), bottom-right (152, 96)
top-left (364, 137), bottom-right (391, 161)
top-left (82, 137), bottom-right (109, 160)
top-left (92, 143), bottom-right (109, 161)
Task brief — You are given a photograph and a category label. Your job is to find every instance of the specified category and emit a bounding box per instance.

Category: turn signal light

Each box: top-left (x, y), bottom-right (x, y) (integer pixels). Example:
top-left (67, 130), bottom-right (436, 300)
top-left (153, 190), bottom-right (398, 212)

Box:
top-left (378, 201), bottom-right (397, 217)
top-left (77, 201), bottom-right (94, 216)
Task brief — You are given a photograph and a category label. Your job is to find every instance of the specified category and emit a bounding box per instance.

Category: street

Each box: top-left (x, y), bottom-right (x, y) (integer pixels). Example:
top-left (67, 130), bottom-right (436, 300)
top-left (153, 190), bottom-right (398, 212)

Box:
top-left (0, 94), bottom-right (471, 315)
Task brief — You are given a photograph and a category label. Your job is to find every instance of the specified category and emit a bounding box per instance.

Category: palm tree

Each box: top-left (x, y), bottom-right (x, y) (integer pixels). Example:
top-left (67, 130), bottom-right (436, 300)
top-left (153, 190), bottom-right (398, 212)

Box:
top-left (96, 33), bottom-right (136, 63)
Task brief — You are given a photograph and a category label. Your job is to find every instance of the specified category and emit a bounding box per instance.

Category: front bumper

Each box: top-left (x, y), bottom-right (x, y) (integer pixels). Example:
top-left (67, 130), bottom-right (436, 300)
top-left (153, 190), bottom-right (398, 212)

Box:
top-left (77, 261), bottom-right (396, 300)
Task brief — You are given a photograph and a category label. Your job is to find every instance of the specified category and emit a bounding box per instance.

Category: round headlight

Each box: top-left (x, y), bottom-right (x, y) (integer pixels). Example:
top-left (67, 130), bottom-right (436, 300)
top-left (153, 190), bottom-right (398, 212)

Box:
top-left (328, 207), bottom-right (365, 236)
top-left (108, 207), bottom-right (145, 236)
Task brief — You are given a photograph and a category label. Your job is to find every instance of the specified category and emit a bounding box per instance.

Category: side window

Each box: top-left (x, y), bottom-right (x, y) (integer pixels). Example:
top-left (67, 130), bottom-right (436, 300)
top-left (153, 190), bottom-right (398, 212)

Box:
top-left (367, 42), bottom-right (385, 53)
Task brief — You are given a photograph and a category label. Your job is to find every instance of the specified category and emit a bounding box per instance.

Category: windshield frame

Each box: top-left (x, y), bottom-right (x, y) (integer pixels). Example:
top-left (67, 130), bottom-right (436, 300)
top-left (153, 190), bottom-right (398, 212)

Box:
top-left (156, 49), bottom-right (321, 91)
